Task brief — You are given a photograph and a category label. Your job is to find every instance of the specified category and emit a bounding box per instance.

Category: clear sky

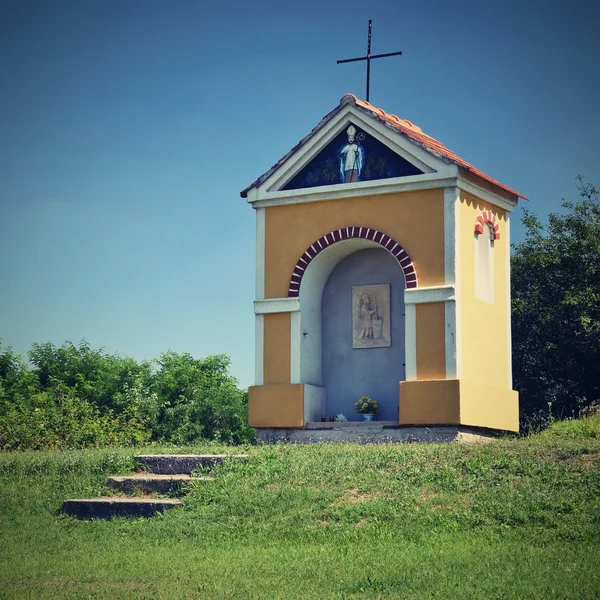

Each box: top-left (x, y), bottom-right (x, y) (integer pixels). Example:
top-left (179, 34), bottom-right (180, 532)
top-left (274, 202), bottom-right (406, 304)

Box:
top-left (1, 0), bottom-right (599, 387)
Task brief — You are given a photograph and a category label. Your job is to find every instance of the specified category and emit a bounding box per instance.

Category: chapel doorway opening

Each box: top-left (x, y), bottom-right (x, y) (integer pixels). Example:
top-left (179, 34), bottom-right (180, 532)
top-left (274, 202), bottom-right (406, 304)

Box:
top-left (321, 248), bottom-right (406, 422)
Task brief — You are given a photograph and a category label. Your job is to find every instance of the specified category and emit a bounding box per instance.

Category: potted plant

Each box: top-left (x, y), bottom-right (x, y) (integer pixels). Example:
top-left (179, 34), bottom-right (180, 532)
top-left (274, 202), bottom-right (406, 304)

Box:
top-left (354, 396), bottom-right (378, 421)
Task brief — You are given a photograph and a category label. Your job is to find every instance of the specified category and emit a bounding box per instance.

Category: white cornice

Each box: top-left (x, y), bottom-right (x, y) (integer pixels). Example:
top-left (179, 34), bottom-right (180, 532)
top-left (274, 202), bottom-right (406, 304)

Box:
top-left (250, 174), bottom-right (458, 209)
top-left (248, 170), bottom-right (519, 211)
top-left (247, 162), bottom-right (520, 218)
top-left (405, 285), bottom-right (456, 305)
top-left (254, 297), bottom-right (300, 314)
top-left (457, 175), bottom-right (519, 212)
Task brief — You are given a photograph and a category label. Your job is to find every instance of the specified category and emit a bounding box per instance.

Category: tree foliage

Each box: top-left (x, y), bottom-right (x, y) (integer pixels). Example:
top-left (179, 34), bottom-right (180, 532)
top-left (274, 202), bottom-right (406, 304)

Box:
top-left (512, 177), bottom-right (600, 428)
top-left (0, 341), bottom-right (254, 450)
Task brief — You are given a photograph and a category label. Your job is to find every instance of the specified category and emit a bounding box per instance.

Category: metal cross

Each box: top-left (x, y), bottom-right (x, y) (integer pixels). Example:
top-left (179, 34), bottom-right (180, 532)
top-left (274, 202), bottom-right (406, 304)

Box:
top-left (337, 20), bottom-right (402, 103)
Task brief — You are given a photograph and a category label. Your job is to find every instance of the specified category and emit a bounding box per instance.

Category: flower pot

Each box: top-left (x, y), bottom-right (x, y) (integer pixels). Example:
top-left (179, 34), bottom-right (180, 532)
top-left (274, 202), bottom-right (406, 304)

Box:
top-left (363, 414), bottom-right (375, 422)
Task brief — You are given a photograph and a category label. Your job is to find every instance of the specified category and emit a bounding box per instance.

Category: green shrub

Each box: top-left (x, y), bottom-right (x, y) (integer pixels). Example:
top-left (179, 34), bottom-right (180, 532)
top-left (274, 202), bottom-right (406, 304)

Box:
top-left (0, 384), bottom-right (150, 451)
top-left (0, 340), bottom-right (254, 450)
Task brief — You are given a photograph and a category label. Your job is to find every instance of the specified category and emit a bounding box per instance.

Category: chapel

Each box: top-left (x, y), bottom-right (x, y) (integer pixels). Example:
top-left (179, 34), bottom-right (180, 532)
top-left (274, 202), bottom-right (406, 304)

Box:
top-left (241, 94), bottom-right (526, 437)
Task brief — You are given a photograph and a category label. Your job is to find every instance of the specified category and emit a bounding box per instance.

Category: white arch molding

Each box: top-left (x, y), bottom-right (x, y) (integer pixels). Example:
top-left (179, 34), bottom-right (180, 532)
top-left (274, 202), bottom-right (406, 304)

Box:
top-left (253, 226), bottom-right (419, 423)
top-left (294, 238), bottom-right (412, 421)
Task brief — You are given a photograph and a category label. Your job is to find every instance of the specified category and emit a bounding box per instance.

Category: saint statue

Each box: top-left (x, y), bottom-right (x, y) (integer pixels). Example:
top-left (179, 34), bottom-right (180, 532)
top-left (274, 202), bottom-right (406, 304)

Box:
top-left (340, 125), bottom-right (363, 183)
top-left (358, 293), bottom-right (377, 339)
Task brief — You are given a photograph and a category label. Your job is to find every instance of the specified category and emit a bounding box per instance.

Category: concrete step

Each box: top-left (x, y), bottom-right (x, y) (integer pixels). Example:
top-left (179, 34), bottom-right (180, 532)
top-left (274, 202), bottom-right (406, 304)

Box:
top-left (105, 473), bottom-right (213, 494)
top-left (62, 497), bottom-right (183, 519)
top-left (135, 454), bottom-right (248, 475)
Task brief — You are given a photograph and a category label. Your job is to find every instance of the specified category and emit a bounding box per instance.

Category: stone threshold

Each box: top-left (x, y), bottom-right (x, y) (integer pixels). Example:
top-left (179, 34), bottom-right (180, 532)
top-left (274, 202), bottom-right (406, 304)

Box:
top-left (305, 421), bottom-right (398, 430)
top-left (257, 425), bottom-right (500, 444)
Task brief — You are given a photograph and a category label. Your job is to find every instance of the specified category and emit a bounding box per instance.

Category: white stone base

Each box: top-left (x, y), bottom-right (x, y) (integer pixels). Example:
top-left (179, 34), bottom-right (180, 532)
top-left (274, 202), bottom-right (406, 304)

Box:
top-left (256, 423), bottom-right (500, 444)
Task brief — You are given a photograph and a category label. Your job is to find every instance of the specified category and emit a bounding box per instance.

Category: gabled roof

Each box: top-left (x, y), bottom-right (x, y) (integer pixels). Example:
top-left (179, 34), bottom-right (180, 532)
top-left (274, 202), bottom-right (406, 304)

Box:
top-left (241, 93), bottom-right (528, 200)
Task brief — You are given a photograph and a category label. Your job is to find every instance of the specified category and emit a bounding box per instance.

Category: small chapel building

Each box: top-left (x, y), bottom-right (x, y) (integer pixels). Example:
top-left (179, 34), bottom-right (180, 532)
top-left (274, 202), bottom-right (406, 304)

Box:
top-left (241, 94), bottom-right (526, 435)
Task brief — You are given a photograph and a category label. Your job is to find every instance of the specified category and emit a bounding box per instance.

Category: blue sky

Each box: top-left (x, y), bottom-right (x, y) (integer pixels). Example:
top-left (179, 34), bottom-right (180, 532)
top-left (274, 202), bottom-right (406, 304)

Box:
top-left (1, 0), bottom-right (598, 387)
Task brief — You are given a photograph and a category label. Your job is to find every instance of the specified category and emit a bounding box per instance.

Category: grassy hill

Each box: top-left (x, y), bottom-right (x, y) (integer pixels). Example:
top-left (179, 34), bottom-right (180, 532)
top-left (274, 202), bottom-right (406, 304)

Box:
top-left (1, 416), bottom-right (599, 599)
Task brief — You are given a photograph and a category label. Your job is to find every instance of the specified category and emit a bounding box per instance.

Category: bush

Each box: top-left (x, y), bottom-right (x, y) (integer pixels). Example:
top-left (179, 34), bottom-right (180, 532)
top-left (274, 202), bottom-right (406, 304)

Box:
top-left (512, 177), bottom-right (600, 430)
top-left (150, 352), bottom-right (254, 444)
top-left (0, 341), bottom-right (254, 450)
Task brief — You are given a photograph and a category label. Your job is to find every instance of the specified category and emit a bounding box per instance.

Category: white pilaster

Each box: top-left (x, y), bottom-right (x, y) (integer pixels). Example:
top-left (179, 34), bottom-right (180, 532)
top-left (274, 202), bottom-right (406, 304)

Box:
top-left (255, 314), bottom-right (264, 385)
top-left (505, 214), bottom-right (513, 389)
top-left (255, 208), bottom-right (265, 300)
top-left (290, 311), bottom-right (301, 384)
top-left (444, 187), bottom-right (461, 379)
top-left (405, 303), bottom-right (417, 381)
top-left (254, 207), bottom-right (266, 386)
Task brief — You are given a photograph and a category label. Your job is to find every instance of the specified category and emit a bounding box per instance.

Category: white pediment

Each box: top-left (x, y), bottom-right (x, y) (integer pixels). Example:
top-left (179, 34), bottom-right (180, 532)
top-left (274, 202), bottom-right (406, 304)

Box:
top-left (244, 101), bottom-right (458, 206)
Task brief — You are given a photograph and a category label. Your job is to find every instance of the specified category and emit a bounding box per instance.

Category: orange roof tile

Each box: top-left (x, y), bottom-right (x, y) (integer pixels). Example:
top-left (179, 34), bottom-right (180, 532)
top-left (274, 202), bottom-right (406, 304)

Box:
top-left (342, 94), bottom-right (527, 200)
top-left (241, 94), bottom-right (527, 200)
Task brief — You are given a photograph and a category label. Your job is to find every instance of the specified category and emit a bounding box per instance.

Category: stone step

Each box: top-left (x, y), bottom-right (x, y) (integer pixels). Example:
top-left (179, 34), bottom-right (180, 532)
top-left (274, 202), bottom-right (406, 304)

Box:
top-left (62, 497), bottom-right (183, 519)
top-left (135, 454), bottom-right (248, 475)
top-left (105, 473), bottom-right (213, 494)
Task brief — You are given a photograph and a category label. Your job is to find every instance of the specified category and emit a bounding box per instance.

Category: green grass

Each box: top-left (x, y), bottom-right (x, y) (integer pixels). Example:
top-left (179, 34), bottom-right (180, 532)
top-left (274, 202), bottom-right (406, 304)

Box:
top-left (0, 421), bottom-right (599, 599)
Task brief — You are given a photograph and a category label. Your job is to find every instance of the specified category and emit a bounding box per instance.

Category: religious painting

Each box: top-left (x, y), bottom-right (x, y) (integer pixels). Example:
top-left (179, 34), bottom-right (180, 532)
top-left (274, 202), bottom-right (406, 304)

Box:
top-left (283, 123), bottom-right (423, 191)
top-left (352, 284), bottom-right (391, 349)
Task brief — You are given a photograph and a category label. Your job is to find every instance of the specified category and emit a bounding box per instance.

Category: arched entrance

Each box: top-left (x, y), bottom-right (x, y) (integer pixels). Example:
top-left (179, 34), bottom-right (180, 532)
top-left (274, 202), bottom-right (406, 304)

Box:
top-left (290, 227), bottom-right (415, 423)
top-left (322, 248), bottom-right (406, 421)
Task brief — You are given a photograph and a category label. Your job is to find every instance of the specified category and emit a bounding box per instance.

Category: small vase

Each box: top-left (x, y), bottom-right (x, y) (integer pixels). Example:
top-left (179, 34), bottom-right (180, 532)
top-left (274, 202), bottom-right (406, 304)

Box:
top-left (363, 413), bottom-right (375, 422)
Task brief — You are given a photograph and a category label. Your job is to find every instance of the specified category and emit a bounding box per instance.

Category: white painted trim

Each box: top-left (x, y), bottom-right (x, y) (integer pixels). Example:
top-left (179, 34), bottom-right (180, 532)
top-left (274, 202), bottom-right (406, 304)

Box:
top-left (405, 285), bottom-right (455, 305)
top-left (505, 214), bottom-right (513, 389)
top-left (444, 187), bottom-right (458, 285)
top-left (443, 187), bottom-right (459, 380)
top-left (303, 384), bottom-right (325, 423)
top-left (255, 314), bottom-right (264, 386)
top-left (254, 297), bottom-right (300, 314)
top-left (457, 176), bottom-right (518, 212)
top-left (255, 208), bottom-right (265, 300)
top-left (251, 175), bottom-right (458, 209)
top-left (405, 304), bottom-right (417, 381)
top-left (298, 238), bottom-right (380, 387)
top-left (254, 207), bottom-right (266, 387)
top-left (290, 311), bottom-right (301, 384)
top-left (445, 301), bottom-right (458, 379)
top-left (474, 229), bottom-right (494, 303)
top-left (454, 192), bottom-right (462, 379)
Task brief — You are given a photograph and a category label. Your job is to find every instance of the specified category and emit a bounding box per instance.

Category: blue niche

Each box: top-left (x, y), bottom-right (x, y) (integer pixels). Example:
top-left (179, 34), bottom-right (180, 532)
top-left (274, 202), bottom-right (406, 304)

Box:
top-left (283, 123), bottom-right (423, 191)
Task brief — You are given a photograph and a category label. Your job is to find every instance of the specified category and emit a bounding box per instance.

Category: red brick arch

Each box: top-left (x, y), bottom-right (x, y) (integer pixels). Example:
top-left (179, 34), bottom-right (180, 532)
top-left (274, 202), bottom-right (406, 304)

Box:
top-left (288, 227), bottom-right (418, 297)
top-left (474, 210), bottom-right (500, 240)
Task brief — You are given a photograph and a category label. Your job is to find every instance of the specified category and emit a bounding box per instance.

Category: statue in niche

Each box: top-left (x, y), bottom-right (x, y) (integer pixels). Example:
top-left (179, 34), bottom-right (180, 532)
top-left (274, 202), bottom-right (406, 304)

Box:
top-left (340, 125), bottom-right (364, 183)
top-left (352, 284), bottom-right (391, 349)
top-left (358, 294), bottom-right (380, 340)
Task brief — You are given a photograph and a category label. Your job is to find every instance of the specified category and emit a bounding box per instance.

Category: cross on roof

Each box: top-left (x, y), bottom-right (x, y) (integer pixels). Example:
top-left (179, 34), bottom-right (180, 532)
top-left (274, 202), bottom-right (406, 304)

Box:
top-left (336, 20), bottom-right (402, 103)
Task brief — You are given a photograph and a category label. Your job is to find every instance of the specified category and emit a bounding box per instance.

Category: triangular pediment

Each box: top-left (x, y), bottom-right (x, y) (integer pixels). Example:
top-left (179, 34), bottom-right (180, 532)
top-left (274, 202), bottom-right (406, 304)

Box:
top-left (282, 122), bottom-right (424, 191)
top-left (241, 96), bottom-right (460, 202)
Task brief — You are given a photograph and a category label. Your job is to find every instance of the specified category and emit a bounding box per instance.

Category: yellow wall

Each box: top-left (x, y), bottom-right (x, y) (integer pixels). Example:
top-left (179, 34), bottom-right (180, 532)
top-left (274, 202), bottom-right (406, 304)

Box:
top-left (400, 380), bottom-right (460, 424)
top-left (458, 192), bottom-right (510, 389)
top-left (416, 302), bottom-right (446, 379)
top-left (460, 379), bottom-right (519, 431)
top-left (399, 379), bottom-right (519, 431)
top-left (264, 189), bottom-right (445, 298)
top-left (263, 313), bottom-right (290, 384)
top-left (254, 186), bottom-right (519, 432)
top-left (248, 384), bottom-right (304, 428)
